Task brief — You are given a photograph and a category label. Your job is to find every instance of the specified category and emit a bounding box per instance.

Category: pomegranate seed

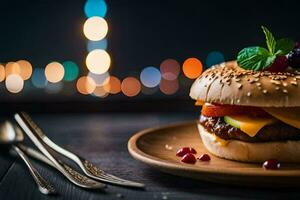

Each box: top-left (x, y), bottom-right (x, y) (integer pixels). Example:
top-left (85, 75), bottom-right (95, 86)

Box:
top-left (198, 154), bottom-right (211, 161)
top-left (176, 147), bottom-right (197, 157)
top-left (181, 153), bottom-right (196, 164)
top-left (263, 159), bottom-right (280, 170)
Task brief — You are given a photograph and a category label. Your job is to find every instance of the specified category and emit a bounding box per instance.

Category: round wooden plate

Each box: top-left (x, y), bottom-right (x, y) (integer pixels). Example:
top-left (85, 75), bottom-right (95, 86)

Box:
top-left (128, 121), bottom-right (300, 187)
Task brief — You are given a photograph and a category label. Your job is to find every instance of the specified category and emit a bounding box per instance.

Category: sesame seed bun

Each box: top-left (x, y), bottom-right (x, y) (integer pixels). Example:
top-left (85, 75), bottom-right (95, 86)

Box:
top-left (198, 123), bottom-right (300, 162)
top-left (190, 61), bottom-right (300, 107)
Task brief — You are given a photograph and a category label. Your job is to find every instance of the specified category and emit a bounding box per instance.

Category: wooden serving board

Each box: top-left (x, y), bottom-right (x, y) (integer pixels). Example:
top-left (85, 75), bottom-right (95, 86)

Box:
top-left (128, 121), bottom-right (300, 187)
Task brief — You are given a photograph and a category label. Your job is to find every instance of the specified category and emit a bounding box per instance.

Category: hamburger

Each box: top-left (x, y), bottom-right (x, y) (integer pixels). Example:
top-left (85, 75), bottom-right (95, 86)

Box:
top-left (190, 27), bottom-right (300, 163)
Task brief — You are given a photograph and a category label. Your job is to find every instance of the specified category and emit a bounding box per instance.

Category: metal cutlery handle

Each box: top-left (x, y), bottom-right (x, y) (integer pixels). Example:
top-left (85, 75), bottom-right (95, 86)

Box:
top-left (18, 112), bottom-right (145, 188)
top-left (18, 144), bottom-right (106, 189)
top-left (14, 113), bottom-right (106, 189)
top-left (13, 145), bottom-right (56, 195)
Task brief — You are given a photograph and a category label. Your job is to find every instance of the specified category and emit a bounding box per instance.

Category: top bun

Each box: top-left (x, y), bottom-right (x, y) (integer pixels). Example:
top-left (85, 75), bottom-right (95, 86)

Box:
top-left (190, 61), bottom-right (300, 107)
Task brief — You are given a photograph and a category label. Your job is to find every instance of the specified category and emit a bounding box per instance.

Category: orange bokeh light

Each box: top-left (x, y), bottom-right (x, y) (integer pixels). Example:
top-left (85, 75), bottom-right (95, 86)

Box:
top-left (5, 62), bottom-right (21, 77)
top-left (121, 77), bottom-right (141, 97)
top-left (17, 60), bottom-right (33, 80)
top-left (0, 64), bottom-right (5, 82)
top-left (76, 76), bottom-right (96, 95)
top-left (104, 76), bottom-right (121, 94)
top-left (182, 58), bottom-right (203, 79)
top-left (160, 79), bottom-right (179, 95)
top-left (93, 86), bottom-right (109, 97)
top-left (45, 62), bottom-right (65, 83)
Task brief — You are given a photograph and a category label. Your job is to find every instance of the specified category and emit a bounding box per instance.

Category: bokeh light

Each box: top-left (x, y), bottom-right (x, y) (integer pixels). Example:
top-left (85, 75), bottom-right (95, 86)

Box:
top-left (121, 77), bottom-right (141, 97)
top-left (87, 39), bottom-right (108, 52)
top-left (17, 60), bottom-right (32, 80)
top-left (93, 85), bottom-right (109, 97)
top-left (84, 0), bottom-right (107, 18)
top-left (86, 49), bottom-right (111, 74)
top-left (5, 62), bottom-right (21, 77)
top-left (160, 79), bottom-right (179, 95)
top-left (206, 51), bottom-right (225, 67)
top-left (88, 71), bottom-right (109, 86)
top-left (5, 74), bottom-right (24, 93)
top-left (160, 59), bottom-right (180, 80)
top-left (0, 64), bottom-right (5, 82)
top-left (46, 82), bottom-right (64, 94)
top-left (45, 62), bottom-right (65, 83)
top-left (103, 76), bottom-right (121, 94)
top-left (83, 16), bottom-right (108, 41)
top-left (140, 66), bottom-right (161, 88)
top-left (182, 58), bottom-right (203, 79)
top-left (32, 68), bottom-right (48, 88)
top-left (76, 76), bottom-right (96, 95)
top-left (63, 61), bottom-right (79, 81)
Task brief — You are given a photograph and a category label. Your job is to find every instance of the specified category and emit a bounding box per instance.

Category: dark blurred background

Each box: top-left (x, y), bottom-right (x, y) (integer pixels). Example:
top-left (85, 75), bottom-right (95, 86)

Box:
top-left (0, 0), bottom-right (299, 112)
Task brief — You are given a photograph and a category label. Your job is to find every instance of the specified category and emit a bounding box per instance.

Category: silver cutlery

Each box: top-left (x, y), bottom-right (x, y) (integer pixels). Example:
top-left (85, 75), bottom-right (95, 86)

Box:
top-left (0, 121), bottom-right (56, 195)
top-left (15, 112), bottom-right (145, 188)
top-left (14, 114), bottom-right (106, 190)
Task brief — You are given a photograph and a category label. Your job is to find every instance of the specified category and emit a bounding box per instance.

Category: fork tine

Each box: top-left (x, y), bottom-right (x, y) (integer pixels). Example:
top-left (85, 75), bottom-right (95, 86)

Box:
top-left (81, 158), bottom-right (145, 188)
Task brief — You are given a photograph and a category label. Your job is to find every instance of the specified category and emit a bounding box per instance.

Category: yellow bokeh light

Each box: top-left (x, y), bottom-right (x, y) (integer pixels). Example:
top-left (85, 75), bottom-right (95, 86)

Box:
top-left (5, 74), bottom-right (24, 93)
top-left (76, 76), bottom-right (96, 95)
top-left (86, 49), bottom-right (111, 74)
top-left (5, 62), bottom-right (21, 77)
top-left (45, 62), bottom-right (65, 83)
top-left (17, 60), bottom-right (33, 80)
top-left (0, 64), bottom-right (5, 82)
top-left (83, 16), bottom-right (108, 41)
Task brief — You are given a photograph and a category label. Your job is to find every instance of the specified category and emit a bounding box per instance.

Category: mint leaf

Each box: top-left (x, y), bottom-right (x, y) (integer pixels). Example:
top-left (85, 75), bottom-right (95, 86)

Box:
top-left (237, 47), bottom-right (276, 71)
top-left (261, 26), bottom-right (276, 54)
top-left (275, 38), bottom-right (294, 55)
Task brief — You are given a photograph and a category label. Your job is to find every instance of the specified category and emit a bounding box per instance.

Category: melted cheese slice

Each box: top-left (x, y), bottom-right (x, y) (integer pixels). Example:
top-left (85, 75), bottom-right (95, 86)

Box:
top-left (225, 115), bottom-right (277, 137)
top-left (263, 107), bottom-right (300, 129)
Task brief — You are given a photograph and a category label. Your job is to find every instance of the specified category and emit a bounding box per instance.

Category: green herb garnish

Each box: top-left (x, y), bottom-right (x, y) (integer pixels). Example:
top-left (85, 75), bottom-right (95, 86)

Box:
top-left (237, 26), bottom-right (294, 71)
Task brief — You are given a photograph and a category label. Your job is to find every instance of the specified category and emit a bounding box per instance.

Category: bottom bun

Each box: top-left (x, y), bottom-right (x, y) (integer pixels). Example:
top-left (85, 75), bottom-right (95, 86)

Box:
top-left (198, 124), bottom-right (300, 163)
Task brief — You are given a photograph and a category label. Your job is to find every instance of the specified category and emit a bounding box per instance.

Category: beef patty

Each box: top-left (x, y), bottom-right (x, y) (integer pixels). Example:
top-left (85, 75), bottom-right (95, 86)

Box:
top-left (199, 115), bottom-right (300, 142)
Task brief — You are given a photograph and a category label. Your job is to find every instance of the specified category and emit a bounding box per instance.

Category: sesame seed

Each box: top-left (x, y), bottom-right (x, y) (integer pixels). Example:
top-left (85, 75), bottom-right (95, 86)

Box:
top-left (291, 81), bottom-right (298, 86)
top-left (275, 86), bottom-right (280, 90)
top-left (256, 83), bottom-right (262, 86)
top-left (282, 82), bottom-right (288, 87)
top-left (283, 89), bottom-right (288, 93)
top-left (263, 89), bottom-right (268, 94)
top-left (247, 92), bottom-right (251, 97)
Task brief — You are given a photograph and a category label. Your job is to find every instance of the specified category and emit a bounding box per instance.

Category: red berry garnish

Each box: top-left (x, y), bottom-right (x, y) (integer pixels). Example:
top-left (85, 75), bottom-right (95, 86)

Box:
top-left (294, 42), bottom-right (300, 49)
top-left (181, 153), bottom-right (196, 164)
top-left (263, 159), bottom-right (280, 170)
top-left (198, 154), bottom-right (211, 161)
top-left (176, 147), bottom-right (197, 157)
top-left (266, 56), bottom-right (289, 72)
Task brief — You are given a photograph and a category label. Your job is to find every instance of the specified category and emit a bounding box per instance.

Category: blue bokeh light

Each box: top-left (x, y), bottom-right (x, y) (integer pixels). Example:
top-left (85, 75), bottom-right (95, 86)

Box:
top-left (87, 39), bottom-right (108, 52)
top-left (140, 67), bottom-right (161, 88)
top-left (206, 51), bottom-right (225, 67)
top-left (31, 68), bottom-right (48, 88)
top-left (84, 0), bottom-right (107, 18)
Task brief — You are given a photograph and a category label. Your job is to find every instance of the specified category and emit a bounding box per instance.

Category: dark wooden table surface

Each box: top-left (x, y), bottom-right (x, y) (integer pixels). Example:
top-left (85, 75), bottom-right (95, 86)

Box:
top-left (0, 112), bottom-right (299, 200)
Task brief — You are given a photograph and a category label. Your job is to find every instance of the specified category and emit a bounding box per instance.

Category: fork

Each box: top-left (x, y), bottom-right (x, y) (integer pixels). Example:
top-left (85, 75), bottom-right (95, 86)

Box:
top-left (15, 112), bottom-right (145, 189)
top-left (14, 113), bottom-right (106, 190)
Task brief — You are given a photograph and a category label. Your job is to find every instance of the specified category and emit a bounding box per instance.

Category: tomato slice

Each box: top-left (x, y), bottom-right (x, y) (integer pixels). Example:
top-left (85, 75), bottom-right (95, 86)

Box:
top-left (201, 103), bottom-right (269, 117)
